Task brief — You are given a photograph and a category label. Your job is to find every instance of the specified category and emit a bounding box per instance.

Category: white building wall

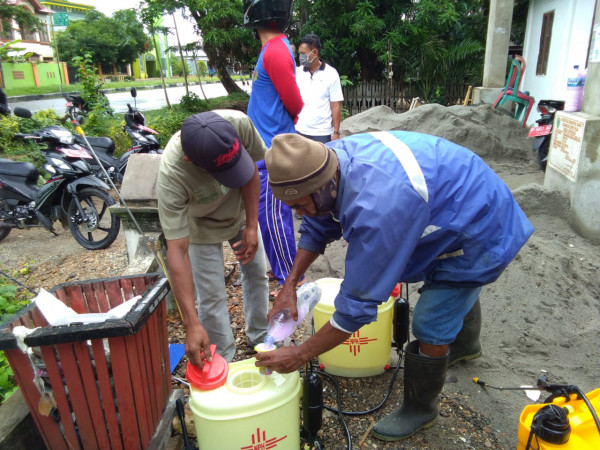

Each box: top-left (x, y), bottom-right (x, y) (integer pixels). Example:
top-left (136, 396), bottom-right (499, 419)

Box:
top-left (522, 0), bottom-right (595, 124)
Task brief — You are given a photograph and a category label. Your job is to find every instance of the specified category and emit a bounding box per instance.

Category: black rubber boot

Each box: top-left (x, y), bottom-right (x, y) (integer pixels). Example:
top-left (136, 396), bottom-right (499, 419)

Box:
top-left (448, 299), bottom-right (482, 367)
top-left (372, 340), bottom-right (448, 441)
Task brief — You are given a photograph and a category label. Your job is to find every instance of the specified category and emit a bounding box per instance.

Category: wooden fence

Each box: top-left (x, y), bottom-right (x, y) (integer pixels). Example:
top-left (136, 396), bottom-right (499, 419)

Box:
top-left (343, 81), bottom-right (471, 115)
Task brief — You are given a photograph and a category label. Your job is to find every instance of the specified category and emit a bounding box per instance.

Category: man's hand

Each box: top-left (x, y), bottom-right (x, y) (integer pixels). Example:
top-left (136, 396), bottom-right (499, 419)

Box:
top-left (256, 323), bottom-right (351, 374)
top-left (268, 281), bottom-right (298, 321)
top-left (232, 226), bottom-right (259, 265)
top-left (254, 344), bottom-right (309, 374)
top-left (185, 322), bottom-right (213, 370)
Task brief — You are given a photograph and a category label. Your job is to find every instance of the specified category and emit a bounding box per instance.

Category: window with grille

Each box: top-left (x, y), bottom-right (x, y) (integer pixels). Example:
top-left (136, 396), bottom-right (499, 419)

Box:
top-left (39, 24), bottom-right (50, 43)
top-left (19, 23), bottom-right (36, 41)
top-left (536, 11), bottom-right (554, 75)
top-left (13, 71), bottom-right (25, 80)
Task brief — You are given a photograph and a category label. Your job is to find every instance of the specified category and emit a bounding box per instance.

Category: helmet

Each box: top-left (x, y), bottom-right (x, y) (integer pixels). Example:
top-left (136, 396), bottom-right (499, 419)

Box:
top-left (243, 0), bottom-right (293, 31)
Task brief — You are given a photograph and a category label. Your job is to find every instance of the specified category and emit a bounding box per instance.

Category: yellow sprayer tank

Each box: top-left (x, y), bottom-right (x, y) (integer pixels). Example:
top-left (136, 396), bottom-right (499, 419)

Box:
top-left (517, 388), bottom-right (600, 449)
top-left (313, 277), bottom-right (395, 377)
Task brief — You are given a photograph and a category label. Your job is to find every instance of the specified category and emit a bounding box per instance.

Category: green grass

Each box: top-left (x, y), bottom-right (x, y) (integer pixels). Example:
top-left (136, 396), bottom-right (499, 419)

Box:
top-left (5, 75), bottom-right (252, 97)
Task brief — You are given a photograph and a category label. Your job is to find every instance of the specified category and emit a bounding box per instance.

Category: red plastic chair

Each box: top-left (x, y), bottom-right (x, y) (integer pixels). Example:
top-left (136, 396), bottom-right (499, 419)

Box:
top-left (492, 55), bottom-right (535, 127)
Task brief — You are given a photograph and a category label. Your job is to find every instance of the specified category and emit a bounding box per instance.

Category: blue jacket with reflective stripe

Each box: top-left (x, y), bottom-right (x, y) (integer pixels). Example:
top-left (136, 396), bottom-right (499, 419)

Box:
top-left (298, 131), bottom-right (534, 332)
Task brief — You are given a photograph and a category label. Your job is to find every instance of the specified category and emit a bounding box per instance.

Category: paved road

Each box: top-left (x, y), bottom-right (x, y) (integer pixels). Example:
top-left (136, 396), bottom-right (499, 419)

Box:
top-left (7, 81), bottom-right (251, 115)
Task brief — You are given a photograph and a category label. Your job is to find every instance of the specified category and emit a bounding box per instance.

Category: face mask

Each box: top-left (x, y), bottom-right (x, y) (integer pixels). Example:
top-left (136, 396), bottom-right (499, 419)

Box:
top-left (299, 49), bottom-right (315, 68)
top-left (310, 173), bottom-right (338, 216)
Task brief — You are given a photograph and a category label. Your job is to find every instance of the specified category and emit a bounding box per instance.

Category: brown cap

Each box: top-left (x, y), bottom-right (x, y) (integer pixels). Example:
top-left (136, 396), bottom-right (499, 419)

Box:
top-left (266, 134), bottom-right (338, 200)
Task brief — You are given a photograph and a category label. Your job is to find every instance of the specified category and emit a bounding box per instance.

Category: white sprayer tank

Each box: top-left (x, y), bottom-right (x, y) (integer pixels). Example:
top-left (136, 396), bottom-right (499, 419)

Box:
top-left (187, 347), bottom-right (301, 450)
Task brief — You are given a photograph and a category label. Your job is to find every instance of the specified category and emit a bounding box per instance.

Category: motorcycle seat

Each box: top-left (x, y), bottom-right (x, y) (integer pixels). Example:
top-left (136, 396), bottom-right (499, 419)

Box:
top-left (79, 136), bottom-right (115, 151)
top-left (0, 158), bottom-right (39, 183)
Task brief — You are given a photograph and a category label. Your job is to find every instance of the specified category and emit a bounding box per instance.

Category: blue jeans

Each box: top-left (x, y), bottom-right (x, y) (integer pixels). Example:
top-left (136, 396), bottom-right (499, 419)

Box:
top-left (298, 132), bottom-right (331, 143)
top-left (411, 286), bottom-right (482, 346)
top-left (188, 226), bottom-right (269, 361)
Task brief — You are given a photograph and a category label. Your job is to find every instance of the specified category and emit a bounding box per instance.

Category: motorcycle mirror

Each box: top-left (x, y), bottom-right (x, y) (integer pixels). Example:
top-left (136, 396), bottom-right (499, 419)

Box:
top-left (130, 87), bottom-right (137, 98)
top-left (13, 106), bottom-right (32, 119)
top-left (76, 115), bottom-right (85, 125)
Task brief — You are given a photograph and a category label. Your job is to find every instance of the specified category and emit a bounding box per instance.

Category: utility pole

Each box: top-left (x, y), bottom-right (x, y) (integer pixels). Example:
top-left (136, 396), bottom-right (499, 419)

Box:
top-left (50, 14), bottom-right (65, 92)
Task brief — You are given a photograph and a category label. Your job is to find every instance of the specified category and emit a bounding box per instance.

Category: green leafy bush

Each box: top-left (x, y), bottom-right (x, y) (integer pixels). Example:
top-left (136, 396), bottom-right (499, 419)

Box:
top-left (177, 93), bottom-right (209, 114)
top-left (144, 108), bottom-right (188, 148)
top-left (0, 113), bottom-right (47, 169)
top-left (0, 281), bottom-right (33, 403)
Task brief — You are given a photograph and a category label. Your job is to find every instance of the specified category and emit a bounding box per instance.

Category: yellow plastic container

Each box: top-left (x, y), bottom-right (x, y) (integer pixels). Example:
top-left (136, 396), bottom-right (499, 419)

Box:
top-left (188, 357), bottom-right (301, 450)
top-left (517, 388), bottom-right (600, 449)
top-left (313, 278), bottom-right (394, 377)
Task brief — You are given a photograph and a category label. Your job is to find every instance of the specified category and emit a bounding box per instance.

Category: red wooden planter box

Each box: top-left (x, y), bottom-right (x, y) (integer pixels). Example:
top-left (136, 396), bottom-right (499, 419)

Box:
top-left (0, 273), bottom-right (171, 450)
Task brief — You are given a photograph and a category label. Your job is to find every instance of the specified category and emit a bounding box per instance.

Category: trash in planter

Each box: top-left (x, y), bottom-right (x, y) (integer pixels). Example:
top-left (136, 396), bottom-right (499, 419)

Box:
top-left (12, 325), bottom-right (40, 352)
top-left (0, 273), bottom-right (172, 449)
top-left (34, 288), bottom-right (141, 325)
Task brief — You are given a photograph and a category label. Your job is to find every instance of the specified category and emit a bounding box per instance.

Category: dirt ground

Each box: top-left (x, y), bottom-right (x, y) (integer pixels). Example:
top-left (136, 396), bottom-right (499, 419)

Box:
top-left (1, 104), bottom-right (599, 449)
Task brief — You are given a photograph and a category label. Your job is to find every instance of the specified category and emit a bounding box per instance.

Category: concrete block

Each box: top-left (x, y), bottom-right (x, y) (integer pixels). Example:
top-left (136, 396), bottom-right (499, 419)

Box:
top-left (120, 153), bottom-right (161, 202)
top-left (545, 111), bottom-right (600, 243)
top-left (472, 86), bottom-right (503, 105)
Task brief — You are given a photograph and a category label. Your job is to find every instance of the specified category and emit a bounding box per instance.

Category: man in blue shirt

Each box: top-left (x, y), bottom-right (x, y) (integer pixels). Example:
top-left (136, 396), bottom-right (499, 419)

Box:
top-left (244, 0), bottom-right (304, 296)
top-left (256, 131), bottom-right (534, 441)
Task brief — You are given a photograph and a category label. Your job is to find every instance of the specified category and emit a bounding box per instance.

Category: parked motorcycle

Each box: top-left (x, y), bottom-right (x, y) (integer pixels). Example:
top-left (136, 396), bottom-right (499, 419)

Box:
top-left (528, 100), bottom-right (565, 172)
top-left (63, 82), bottom-right (113, 119)
top-left (71, 87), bottom-right (162, 185)
top-left (123, 87), bottom-right (161, 151)
top-left (1, 133), bottom-right (121, 250)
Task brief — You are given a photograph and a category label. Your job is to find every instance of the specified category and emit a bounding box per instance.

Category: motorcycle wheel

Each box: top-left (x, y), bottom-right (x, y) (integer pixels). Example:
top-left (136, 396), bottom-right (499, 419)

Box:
top-left (67, 187), bottom-right (121, 250)
top-left (537, 138), bottom-right (550, 172)
top-left (0, 227), bottom-right (11, 242)
top-left (0, 201), bottom-right (12, 241)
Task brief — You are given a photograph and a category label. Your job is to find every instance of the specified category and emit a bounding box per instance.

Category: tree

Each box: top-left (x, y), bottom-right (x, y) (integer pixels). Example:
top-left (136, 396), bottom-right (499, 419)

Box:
top-left (0, 0), bottom-right (44, 87)
top-left (184, 42), bottom-right (209, 100)
top-left (171, 13), bottom-right (189, 95)
top-left (294, 0), bottom-right (487, 102)
top-left (140, 0), bottom-right (256, 95)
top-left (112, 10), bottom-right (153, 65)
top-left (0, 1), bottom-right (43, 38)
top-left (56, 10), bottom-right (151, 67)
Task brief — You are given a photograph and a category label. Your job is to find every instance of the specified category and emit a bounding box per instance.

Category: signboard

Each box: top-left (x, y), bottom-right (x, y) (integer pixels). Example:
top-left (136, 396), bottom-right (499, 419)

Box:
top-left (53, 13), bottom-right (69, 27)
top-left (547, 113), bottom-right (586, 182)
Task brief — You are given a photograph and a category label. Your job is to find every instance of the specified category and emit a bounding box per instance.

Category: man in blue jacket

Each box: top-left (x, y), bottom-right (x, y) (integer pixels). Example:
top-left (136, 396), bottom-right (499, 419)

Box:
top-left (256, 131), bottom-right (534, 441)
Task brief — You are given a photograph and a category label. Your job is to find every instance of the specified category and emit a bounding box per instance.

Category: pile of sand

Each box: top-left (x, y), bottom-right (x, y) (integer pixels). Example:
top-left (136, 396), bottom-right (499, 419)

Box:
top-left (341, 103), bottom-right (532, 159)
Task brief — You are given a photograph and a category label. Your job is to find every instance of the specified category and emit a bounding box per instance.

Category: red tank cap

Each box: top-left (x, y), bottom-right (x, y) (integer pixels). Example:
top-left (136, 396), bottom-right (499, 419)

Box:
top-left (185, 344), bottom-right (229, 391)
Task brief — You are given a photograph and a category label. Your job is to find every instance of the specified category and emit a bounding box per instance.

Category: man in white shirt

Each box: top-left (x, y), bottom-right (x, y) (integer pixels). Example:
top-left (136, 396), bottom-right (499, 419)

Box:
top-left (295, 34), bottom-right (344, 143)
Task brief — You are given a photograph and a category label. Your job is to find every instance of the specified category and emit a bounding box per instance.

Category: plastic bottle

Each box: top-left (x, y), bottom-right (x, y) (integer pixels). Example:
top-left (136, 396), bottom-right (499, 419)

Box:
top-left (263, 282), bottom-right (322, 348)
top-left (564, 65), bottom-right (582, 112)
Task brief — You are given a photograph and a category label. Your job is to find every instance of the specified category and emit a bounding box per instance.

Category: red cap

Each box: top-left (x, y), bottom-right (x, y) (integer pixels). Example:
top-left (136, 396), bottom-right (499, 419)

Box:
top-left (185, 345), bottom-right (229, 391)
